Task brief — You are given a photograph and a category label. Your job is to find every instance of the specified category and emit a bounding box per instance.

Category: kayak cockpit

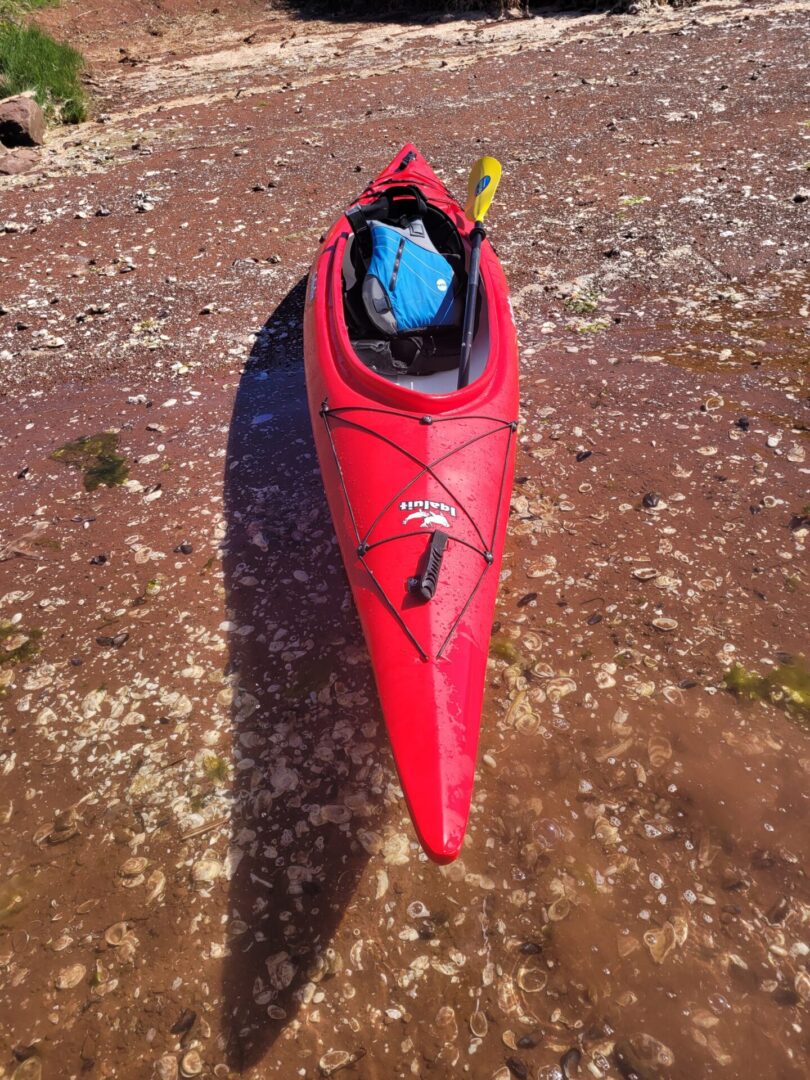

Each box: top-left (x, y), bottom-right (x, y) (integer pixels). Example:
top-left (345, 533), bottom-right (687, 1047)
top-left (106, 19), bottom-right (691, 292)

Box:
top-left (378, 296), bottom-right (489, 395)
top-left (340, 193), bottom-right (490, 394)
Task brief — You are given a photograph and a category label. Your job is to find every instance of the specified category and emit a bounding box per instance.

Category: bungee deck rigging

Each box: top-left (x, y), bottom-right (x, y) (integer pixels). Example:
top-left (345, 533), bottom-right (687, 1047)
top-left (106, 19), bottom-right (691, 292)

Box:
top-left (319, 402), bottom-right (517, 661)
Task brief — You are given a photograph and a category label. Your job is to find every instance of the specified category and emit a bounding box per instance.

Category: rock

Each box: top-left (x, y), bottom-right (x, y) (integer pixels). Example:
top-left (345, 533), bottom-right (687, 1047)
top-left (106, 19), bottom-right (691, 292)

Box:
top-left (0, 94), bottom-right (45, 147)
top-left (0, 147), bottom-right (39, 176)
top-left (133, 192), bottom-right (156, 212)
top-left (793, 189), bottom-right (809, 204)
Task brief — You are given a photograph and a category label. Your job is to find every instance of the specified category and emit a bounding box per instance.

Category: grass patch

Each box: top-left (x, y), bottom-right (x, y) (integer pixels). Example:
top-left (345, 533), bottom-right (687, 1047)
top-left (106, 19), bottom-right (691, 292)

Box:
top-left (724, 657), bottom-right (810, 729)
top-left (0, 1), bottom-right (59, 17)
top-left (51, 432), bottom-right (129, 490)
top-left (618, 194), bottom-right (651, 207)
top-left (0, 20), bottom-right (87, 124)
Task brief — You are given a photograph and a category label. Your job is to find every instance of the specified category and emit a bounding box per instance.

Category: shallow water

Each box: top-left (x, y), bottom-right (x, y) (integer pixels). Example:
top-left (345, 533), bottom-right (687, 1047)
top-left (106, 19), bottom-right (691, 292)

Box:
top-left (1, 260), bottom-right (807, 1077)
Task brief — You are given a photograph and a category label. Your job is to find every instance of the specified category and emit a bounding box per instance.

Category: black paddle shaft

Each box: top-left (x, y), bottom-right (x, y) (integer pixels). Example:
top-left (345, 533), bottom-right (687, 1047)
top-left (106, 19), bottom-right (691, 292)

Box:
top-left (457, 222), bottom-right (485, 390)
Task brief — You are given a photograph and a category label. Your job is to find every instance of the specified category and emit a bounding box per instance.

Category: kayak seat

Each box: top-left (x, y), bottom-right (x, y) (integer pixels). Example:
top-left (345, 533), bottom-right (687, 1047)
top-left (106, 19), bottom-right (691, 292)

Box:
top-left (342, 186), bottom-right (471, 378)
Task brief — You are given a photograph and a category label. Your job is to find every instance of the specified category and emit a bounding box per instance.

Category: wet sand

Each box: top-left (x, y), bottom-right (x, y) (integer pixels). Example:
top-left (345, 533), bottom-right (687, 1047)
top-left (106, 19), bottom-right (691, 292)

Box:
top-left (1, 2), bottom-right (808, 1078)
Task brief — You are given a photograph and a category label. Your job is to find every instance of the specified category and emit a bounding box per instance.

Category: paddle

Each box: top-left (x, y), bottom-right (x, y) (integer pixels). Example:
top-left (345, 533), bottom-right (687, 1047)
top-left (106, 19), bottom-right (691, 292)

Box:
top-left (457, 155), bottom-right (502, 389)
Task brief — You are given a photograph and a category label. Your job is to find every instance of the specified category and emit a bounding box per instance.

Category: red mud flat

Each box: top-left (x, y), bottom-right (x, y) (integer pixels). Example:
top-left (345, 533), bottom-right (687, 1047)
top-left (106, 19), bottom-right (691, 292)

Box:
top-left (0, 2), bottom-right (808, 1078)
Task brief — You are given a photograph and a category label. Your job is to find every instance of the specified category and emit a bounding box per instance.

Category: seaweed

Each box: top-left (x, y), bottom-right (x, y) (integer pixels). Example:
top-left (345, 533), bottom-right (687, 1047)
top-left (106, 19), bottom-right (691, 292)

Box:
top-left (0, 623), bottom-right (42, 665)
top-left (724, 657), bottom-right (810, 729)
top-left (201, 752), bottom-right (230, 786)
top-left (51, 432), bottom-right (129, 491)
top-left (489, 635), bottom-right (523, 665)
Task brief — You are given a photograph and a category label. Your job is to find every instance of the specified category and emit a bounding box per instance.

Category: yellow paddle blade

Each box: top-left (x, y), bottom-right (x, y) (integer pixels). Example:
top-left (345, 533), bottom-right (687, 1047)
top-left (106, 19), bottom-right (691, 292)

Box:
top-left (465, 156), bottom-right (502, 223)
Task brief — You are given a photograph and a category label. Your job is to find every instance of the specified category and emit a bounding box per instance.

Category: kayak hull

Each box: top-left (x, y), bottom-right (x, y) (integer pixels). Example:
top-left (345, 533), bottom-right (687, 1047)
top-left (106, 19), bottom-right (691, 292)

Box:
top-left (303, 144), bottom-right (519, 862)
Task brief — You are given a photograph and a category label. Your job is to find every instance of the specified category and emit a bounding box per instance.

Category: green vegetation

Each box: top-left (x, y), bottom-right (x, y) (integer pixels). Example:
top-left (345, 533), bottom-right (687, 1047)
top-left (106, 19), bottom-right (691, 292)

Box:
top-left (618, 194), bottom-right (651, 207)
top-left (0, 1), bottom-right (58, 17)
top-left (576, 320), bottom-right (610, 334)
top-left (489, 635), bottom-right (523, 665)
top-left (565, 293), bottom-right (599, 316)
top-left (51, 432), bottom-right (129, 490)
top-left (0, 4), bottom-right (87, 125)
top-left (0, 872), bottom-right (31, 923)
top-left (724, 657), bottom-right (810, 729)
top-left (201, 752), bottom-right (230, 786)
top-left (0, 622), bottom-right (42, 665)
top-left (89, 960), bottom-right (108, 987)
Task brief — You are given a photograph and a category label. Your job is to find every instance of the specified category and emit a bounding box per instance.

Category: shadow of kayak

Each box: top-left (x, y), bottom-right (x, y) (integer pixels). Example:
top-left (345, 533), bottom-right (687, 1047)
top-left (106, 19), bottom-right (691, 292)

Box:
top-left (221, 277), bottom-right (381, 1069)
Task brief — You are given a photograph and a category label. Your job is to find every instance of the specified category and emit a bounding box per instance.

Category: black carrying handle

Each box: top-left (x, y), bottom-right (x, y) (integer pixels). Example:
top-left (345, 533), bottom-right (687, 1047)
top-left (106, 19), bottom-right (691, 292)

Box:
top-left (410, 531), bottom-right (449, 601)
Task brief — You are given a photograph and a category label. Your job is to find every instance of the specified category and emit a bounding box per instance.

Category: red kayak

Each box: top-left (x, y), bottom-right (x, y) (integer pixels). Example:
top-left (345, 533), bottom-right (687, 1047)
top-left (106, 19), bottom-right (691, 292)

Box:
top-left (303, 144), bottom-right (518, 862)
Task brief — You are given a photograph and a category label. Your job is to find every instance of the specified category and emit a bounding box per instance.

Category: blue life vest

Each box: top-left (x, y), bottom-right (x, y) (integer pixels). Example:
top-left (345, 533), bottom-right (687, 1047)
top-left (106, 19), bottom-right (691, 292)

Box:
top-left (361, 220), bottom-right (460, 336)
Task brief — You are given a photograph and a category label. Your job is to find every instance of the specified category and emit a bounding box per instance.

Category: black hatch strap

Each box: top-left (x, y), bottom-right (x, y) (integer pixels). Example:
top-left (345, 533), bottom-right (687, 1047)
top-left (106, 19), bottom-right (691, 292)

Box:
top-left (319, 403), bottom-right (517, 660)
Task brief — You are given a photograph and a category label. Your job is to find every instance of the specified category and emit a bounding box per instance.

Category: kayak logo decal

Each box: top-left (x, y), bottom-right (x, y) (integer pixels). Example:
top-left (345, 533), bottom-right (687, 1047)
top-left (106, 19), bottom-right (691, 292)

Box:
top-left (405, 509), bottom-right (449, 529)
top-left (475, 175), bottom-right (491, 196)
top-left (400, 499), bottom-right (457, 529)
